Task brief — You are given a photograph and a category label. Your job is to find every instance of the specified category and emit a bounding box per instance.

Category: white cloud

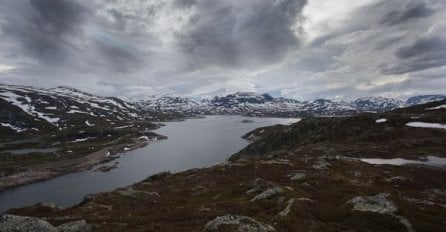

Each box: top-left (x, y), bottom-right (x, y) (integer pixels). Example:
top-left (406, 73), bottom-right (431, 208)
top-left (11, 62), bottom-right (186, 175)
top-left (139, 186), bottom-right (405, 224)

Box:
top-left (0, 63), bottom-right (15, 73)
top-left (302, 0), bottom-right (379, 41)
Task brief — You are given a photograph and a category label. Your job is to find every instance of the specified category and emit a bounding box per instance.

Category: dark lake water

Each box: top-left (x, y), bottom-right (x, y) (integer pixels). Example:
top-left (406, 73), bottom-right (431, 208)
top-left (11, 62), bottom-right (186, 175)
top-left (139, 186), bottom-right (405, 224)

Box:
top-left (0, 116), bottom-right (298, 212)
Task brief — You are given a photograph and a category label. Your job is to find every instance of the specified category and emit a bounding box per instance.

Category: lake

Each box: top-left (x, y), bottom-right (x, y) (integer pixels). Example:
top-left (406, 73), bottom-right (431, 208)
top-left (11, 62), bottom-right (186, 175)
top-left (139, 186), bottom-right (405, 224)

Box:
top-left (0, 116), bottom-right (298, 212)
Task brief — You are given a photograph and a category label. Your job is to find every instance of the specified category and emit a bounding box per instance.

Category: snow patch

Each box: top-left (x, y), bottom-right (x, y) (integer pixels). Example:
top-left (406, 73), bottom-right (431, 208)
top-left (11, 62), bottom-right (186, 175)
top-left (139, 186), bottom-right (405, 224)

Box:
top-left (68, 137), bottom-right (92, 143)
top-left (360, 156), bottom-right (446, 167)
top-left (0, 91), bottom-right (60, 126)
top-left (0, 123), bottom-right (27, 132)
top-left (114, 125), bottom-right (133, 129)
top-left (426, 104), bottom-right (446, 110)
top-left (376, 118), bottom-right (387, 123)
top-left (406, 122), bottom-right (446, 130)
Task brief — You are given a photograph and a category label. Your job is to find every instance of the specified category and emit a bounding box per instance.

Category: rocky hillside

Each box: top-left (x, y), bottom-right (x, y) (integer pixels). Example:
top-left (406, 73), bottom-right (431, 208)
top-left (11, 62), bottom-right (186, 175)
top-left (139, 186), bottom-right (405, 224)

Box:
top-left (6, 100), bottom-right (446, 231)
top-left (0, 84), bottom-right (182, 139)
top-left (233, 99), bottom-right (446, 160)
top-left (131, 92), bottom-right (445, 117)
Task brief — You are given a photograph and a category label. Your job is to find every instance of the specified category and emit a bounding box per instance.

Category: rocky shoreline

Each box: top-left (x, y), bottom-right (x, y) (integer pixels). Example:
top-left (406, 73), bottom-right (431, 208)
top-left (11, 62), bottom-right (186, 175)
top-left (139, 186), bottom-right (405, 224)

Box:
top-left (0, 134), bottom-right (167, 192)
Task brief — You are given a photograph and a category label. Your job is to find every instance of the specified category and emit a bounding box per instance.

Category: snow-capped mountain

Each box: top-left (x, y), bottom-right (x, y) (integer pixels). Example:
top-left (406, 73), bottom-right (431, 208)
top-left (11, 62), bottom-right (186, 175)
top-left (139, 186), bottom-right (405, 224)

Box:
top-left (353, 97), bottom-right (405, 112)
top-left (2, 83), bottom-right (444, 136)
top-left (130, 93), bottom-right (202, 115)
top-left (206, 92), bottom-right (305, 116)
top-left (130, 92), bottom-right (445, 117)
top-left (406, 95), bottom-right (446, 106)
top-left (0, 84), bottom-right (157, 135)
top-left (210, 92), bottom-right (275, 106)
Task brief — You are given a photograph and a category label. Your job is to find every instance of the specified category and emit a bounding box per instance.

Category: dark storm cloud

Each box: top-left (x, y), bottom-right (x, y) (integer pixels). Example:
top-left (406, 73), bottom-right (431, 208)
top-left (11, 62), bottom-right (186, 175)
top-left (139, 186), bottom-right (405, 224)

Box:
top-left (1, 0), bottom-right (445, 99)
top-left (94, 39), bottom-right (143, 73)
top-left (0, 0), bottom-right (148, 74)
top-left (380, 1), bottom-right (436, 26)
top-left (395, 36), bottom-right (445, 59)
top-left (1, 0), bottom-right (89, 63)
top-left (30, 0), bottom-right (88, 35)
top-left (382, 34), bottom-right (446, 75)
top-left (177, 0), bottom-right (307, 68)
top-left (173, 0), bottom-right (197, 8)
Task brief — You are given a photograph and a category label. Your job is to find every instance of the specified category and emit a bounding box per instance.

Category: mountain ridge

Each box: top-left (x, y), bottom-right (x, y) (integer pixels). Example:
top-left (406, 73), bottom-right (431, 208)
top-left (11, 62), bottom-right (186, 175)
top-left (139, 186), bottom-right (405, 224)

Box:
top-left (131, 91), bottom-right (446, 117)
top-left (1, 83), bottom-right (445, 136)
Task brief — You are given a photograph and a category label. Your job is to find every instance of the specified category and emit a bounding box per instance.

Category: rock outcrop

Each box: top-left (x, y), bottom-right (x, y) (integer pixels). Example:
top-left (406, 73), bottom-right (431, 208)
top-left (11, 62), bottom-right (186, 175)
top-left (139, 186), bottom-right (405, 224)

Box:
top-left (203, 215), bottom-right (276, 232)
top-left (0, 214), bottom-right (91, 232)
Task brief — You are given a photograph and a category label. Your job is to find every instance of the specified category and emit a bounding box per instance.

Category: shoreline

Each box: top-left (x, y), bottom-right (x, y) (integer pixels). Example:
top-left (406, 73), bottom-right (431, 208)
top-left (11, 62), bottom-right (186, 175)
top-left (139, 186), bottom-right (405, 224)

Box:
top-left (0, 134), bottom-right (167, 192)
top-left (0, 115), bottom-right (243, 192)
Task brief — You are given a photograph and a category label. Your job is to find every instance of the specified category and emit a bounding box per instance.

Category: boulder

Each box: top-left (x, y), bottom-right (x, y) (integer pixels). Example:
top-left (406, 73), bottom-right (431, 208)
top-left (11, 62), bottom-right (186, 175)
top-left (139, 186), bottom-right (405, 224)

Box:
top-left (57, 220), bottom-right (91, 232)
top-left (0, 214), bottom-right (91, 232)
top-left (251, 187), bottom-right (284, 202)
top-left (203, 215), bottom-right (276, 232)
top-left (0, 214), bottom-right (57, 232)
top-left (312, 159), bottom-right (331, 170)
top-left (347, 193), bottom-right (396, 214)
top-left (289, 173), bottom-right (306, 181)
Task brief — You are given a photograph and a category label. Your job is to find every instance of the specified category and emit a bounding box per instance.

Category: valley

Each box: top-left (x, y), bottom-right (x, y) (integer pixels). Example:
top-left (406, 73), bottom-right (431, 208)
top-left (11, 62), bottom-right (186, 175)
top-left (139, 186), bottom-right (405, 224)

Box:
top-left (3, 99), bottom-right (446, 231)
top-left (1, 1), bottom-right (444, 231)
top-left (0, 84), bottom-right (178, 191)
top-left (0, 84), bottom-right (445, 231)
top-left (0, 116), bottom-right (297, 211)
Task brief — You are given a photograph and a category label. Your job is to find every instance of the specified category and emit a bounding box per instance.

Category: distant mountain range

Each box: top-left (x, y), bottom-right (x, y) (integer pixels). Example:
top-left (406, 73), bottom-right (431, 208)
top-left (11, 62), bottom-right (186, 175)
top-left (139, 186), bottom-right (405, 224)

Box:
top-left (130, 92), bottom-right (446, 117)
top-left (1, 83), bottom-right (445, 136)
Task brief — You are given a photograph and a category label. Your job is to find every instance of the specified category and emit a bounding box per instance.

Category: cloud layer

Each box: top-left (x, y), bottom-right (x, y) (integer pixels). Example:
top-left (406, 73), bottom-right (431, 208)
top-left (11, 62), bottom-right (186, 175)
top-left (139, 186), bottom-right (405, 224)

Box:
top-left (0, 0), bottom-right (444, 100)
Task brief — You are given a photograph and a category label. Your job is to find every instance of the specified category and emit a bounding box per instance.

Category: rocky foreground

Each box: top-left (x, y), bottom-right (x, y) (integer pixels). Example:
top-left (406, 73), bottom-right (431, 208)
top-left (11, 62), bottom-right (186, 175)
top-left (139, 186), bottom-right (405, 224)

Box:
top-left (3, 100), bottom-right (446, 232)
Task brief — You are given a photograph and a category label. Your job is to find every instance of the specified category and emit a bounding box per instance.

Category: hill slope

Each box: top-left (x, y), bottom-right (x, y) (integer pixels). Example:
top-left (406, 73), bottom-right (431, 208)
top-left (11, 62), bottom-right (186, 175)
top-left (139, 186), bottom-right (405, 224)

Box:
top-left (0, 84), bottom-right (182, 139)
top-left (7, 100), bottom-right (446, 231)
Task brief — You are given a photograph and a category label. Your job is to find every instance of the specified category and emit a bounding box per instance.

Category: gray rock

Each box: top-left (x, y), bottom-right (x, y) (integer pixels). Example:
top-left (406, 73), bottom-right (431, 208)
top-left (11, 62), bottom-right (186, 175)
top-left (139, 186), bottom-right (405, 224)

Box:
top-left (312, 159), bottom-right (331, 170)
top-left (203, 215), bottom-right (276, 232)
top-left (251, 187), bottom-right (283, 202)
top-left (261, 159), bottom-right (292, 165)
top-left (82, 194), bottom-right (96, 202)
top-left (246, 178), bottom-right (271, 194)
top-left (278, 199), bottom-right (295, 217)
top-left (289, 173), bottom-right (306, 181)
top-left (0, 214), bottom-right (57, 232)
top-left (395, 215), bottom-right (415, 232)
top-left (385, 176), bottom-right (407, 183)
top-left (116, 187), bottom-right (159, 198)
top-left (347, 193), bottom-right (397, 214)
top-left (353, 171), bottom-right (362, 177)
top-left (0, 214), bottom-right (91, 232)
top-left (57, 220), bottom-right (91, 232)
top-left (36, 202), bottom-right (60, 210)
top-left (347, 193), bottom-right (414, 232)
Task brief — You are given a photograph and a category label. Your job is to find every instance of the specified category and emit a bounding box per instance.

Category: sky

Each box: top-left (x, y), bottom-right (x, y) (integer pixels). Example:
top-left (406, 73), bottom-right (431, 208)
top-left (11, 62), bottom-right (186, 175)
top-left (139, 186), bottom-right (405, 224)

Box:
top-left (0, 0), bottom-right (444, 100)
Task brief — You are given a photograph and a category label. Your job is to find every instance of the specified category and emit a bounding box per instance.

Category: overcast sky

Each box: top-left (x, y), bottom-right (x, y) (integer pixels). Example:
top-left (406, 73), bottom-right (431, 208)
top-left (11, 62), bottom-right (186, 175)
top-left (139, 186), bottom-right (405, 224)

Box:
top-left (0, 0), bottom-right (444, 100)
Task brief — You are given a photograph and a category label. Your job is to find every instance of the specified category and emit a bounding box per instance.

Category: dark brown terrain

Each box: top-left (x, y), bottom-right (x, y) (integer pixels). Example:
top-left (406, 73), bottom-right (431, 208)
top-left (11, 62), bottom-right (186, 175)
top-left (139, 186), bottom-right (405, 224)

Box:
top-left (4, 100), bottom-right (446, 232)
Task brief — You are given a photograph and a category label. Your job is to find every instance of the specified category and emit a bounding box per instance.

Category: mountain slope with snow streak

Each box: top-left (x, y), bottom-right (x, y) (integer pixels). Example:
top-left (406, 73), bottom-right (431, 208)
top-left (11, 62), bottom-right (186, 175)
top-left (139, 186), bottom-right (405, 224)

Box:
top-left (0, 84), bottom-right (157, 136)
